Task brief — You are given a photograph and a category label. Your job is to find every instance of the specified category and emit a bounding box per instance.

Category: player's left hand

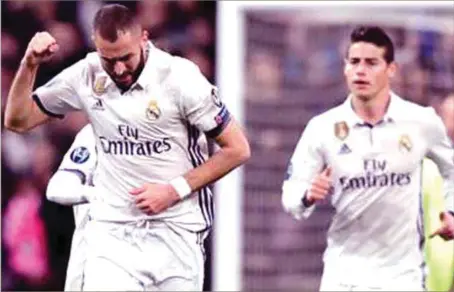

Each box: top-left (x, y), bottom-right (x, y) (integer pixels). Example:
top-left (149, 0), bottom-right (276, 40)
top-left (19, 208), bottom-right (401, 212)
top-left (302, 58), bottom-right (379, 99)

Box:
top-left (130, 183), bottom-right (180, 215)
top-left (429, 211), bottom-right (454, 240)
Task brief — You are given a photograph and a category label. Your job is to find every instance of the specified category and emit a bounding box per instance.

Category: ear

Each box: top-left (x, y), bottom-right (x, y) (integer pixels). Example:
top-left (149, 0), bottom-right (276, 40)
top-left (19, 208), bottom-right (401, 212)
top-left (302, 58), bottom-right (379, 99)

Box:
top-left (91, 29), bottom-right (100, 48)
top-left (343, 58), bottom-right (349, 76)
top-left (387, 62), bottom-right (397, 78)
top-left (141, 30), bottom-right (149, 43)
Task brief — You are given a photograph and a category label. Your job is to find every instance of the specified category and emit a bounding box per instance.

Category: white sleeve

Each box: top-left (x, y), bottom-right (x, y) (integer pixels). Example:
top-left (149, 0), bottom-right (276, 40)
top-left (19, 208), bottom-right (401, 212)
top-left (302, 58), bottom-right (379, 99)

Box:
top-left (176, 59), bottom-right (231, 138)
top-left (425, 108), bottom-right (454, 213)
top-left (281, 118), bottom-right (325, 220)
top-left (33, 59), bottom-right (86, 118)
top-left (46, 171), bottom-right (94, 205)
top-left (46, 125), bottom-right (97, 205)
top-left (57, 125), bottom-right (97, 184)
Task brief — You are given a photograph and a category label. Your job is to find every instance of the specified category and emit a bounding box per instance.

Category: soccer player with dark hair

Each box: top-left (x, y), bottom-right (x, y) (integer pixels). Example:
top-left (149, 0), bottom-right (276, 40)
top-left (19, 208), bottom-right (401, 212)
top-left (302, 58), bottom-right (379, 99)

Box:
top-left (4, 4), bottom-right (250, 291)
top-left (282, 26), bottom-right (454, 291)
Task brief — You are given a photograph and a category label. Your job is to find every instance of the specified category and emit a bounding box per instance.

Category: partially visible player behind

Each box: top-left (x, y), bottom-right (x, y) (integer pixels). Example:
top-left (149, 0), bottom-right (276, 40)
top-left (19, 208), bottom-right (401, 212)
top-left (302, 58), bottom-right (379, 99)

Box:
top-left (423, 158), bottom-right (454, 292)
top-left (281, 26), bottom-right (454, 291)
top-left (424, 93), bottom-right (454, 292)
top-left (46, 124), bottom-right (96, 291)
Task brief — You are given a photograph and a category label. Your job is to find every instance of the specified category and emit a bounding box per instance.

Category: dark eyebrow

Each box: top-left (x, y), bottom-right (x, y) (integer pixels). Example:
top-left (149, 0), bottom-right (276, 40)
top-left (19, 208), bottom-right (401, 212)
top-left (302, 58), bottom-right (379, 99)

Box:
top-left (365, 57), bottom-right (379, 62)
top-left (101, 53), bottom-right (133, 63)
top-left (348, 57), bottom-right (380, 62)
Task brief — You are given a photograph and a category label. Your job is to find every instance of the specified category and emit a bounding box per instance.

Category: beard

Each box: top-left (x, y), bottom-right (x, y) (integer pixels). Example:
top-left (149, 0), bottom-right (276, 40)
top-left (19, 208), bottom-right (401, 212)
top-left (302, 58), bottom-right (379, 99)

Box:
top-left (112, 48), bottom-right (146, 92)
top-left (131, 48), bottom-right (146, 83)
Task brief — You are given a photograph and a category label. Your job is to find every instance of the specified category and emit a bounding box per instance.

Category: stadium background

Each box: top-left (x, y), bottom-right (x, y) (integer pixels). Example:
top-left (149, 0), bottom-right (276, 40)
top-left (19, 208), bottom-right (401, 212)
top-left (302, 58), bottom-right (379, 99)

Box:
top-left (1, 1), bottom-right (454, 291)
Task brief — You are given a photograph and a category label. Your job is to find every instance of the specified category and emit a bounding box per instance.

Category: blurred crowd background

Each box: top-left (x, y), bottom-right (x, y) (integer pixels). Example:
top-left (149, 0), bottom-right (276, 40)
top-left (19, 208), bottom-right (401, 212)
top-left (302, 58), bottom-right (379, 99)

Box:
top-left (1, 0), bottom-right (216, 290)
top-left (242, 6), bottom-right (454, 292)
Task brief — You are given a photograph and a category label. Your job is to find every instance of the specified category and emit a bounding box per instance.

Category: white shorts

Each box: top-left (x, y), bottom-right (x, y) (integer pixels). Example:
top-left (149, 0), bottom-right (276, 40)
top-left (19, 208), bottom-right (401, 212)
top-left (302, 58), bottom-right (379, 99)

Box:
top-left (82, 219), bottom-right (206, 291)
top-left (64, 204), bottom-right (91, 291)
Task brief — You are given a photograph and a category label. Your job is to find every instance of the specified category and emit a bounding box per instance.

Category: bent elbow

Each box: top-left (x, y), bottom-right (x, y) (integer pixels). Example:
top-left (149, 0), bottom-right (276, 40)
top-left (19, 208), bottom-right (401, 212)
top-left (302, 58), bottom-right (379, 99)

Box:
top-left (45, 177), bottom-right (58, 203)
top-left (4, 118), bottom-right (29, 133)
top-left (4, 124), bottom-right (28, 134)
top-left (281, 190), bottom-right (295, 215)
top-left (281, 182), bottom-right (309, 221)
top-left (282, 196), bottom-right (305, 221)
top-left (238, 145), bottom-right (251, 164)
top-left (236, 141), bottom-right (251, 165)
top-left (281, 192), bottom-right (289, 212)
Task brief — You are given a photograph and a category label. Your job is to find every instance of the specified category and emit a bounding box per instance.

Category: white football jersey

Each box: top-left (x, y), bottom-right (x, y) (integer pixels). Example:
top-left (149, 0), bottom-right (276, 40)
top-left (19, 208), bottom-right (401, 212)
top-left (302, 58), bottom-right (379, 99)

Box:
top-left (33, 42), bottom-right (230, 232)
top-left (57, 124), bottom-right (97, 228)
top-left (282, 93), bottom-right (454, 287)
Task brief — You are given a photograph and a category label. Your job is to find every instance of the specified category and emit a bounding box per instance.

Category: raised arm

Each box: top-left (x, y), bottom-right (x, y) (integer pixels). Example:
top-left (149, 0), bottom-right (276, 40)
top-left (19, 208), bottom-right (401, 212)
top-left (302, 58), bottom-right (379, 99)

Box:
top-left (4, 32), bottom-right (59, 132)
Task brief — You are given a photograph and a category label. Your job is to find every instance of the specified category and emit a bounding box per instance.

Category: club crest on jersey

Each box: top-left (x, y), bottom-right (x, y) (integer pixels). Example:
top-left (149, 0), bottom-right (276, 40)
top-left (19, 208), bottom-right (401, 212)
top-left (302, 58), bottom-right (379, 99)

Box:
top-left (334, 121), bottom-right (349, 141)
top-left (146, 100), bottom-right (161, 120)
top-left (398, 134), bottom-right (412, 152)
top-left (93, 76), bottom-right (107, 95)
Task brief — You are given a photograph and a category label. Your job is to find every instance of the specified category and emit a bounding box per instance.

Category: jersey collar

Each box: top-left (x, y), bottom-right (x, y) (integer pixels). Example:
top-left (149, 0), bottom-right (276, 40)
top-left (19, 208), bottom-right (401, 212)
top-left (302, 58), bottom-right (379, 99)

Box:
top-left (342, 91), bottom-right (402, 127)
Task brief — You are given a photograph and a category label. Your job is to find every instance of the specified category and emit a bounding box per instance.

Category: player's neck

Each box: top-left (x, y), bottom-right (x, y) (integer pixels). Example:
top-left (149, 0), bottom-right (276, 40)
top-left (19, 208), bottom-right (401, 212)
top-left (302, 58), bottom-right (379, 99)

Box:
top-left (352, 88), bottom-right (391, 125)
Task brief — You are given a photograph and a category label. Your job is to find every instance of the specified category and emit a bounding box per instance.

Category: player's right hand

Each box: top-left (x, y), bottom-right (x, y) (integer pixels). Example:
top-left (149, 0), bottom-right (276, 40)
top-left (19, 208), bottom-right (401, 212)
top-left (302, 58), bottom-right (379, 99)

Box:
top-left (305, 167), bottom-right (333, 205)
top-left (23, 32), bottom-right (59, 67)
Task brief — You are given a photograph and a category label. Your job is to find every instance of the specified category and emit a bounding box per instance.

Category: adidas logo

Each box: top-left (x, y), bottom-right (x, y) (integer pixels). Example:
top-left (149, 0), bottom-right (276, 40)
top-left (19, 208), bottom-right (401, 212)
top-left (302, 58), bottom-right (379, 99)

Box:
top-left (92, 98), bottom-right (104, 110)
top-left (338, 143), bottom-right (351, 154)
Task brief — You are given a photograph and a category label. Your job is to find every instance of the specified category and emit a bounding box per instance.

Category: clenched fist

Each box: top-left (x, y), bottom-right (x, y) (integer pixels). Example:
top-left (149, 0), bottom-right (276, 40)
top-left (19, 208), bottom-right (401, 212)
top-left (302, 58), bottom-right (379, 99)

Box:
top-left (23, 32), bottom-right (59, 67)
top-left (303, 167), bottom-right (333, 206)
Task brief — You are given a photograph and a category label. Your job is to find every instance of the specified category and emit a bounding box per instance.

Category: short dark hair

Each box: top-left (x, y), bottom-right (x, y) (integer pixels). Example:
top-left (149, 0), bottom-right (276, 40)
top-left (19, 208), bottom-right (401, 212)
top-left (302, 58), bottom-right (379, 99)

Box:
top-left (93, 4), bottom-right (140, 42)
top-left (349, 26), bottom-right (395, 63)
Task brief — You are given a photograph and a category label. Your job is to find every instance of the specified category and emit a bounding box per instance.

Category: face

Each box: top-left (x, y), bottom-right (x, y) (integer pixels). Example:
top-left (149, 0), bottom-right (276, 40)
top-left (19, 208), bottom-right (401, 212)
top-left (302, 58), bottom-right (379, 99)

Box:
top-left (93, 29), bottom-right (148, 88)
top-left (344, 42), bottom-right (396, 101)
